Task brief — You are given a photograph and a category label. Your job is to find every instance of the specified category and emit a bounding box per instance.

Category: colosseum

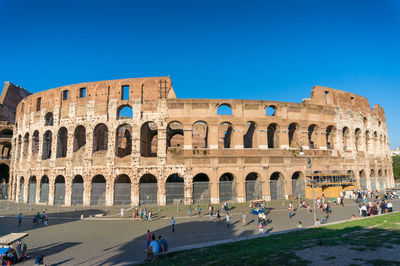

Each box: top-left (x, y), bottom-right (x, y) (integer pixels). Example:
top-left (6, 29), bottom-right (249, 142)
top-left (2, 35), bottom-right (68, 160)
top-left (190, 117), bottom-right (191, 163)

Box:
top-left (9, 77), bottom-right (394, 206)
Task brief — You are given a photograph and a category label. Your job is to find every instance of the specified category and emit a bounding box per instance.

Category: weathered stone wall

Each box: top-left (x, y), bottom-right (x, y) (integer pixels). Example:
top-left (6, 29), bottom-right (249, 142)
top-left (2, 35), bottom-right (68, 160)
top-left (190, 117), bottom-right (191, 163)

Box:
top-left (10, 78), bottom-right (394, 206)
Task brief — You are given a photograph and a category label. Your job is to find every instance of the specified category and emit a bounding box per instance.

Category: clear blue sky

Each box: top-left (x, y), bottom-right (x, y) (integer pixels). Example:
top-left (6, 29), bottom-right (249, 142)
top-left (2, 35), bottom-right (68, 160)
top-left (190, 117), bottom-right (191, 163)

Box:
top-left (1, 0), bottom-right (399, 148)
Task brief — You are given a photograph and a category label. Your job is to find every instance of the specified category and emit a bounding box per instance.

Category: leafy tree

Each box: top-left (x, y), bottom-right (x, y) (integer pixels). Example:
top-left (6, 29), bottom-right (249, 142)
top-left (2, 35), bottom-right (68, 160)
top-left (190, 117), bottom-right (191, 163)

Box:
top-left (393, 155), bottom-right (400, 180)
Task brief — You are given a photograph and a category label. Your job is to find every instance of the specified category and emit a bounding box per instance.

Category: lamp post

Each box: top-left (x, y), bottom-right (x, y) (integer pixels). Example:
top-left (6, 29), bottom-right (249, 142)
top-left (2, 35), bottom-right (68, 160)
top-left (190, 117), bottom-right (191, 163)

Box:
top-left (300, 147), bottom-right (317, 225)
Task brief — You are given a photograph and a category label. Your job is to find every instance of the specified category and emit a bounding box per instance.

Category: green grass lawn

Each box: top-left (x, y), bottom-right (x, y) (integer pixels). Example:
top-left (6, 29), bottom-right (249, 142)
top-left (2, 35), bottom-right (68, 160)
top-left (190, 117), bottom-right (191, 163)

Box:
top-left (149, 212), bottom-right (400, 265)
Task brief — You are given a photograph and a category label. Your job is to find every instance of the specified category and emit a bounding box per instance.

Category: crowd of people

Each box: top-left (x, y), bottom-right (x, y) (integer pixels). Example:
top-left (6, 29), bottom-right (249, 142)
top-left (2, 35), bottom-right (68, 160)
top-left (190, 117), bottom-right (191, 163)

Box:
top-left (144, 230), bottom-right (168, 261)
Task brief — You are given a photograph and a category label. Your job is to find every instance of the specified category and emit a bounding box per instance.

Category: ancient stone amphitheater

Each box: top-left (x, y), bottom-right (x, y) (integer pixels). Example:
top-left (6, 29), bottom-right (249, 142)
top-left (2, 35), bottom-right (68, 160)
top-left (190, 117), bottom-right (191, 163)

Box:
top-left (9, 77), bottom-right (394, 206)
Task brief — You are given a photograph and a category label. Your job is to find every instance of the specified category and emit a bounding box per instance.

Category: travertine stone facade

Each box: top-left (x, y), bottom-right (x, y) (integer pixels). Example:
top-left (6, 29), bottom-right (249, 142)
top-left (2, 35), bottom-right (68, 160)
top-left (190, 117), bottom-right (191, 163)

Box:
top-left (10, 77), bottom-right (394, 206)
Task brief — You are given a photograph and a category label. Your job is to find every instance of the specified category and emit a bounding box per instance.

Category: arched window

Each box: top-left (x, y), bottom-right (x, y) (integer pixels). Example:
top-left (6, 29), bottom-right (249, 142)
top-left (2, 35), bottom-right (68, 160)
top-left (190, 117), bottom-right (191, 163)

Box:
top-left (288, 123), bottom-right (298, 147)
top-left (308, 124), bottom-right (317, 149)
top-left (42, 130), bottom-right (52, 160)
top-left (218, 122), bottom-right (232, 149)
top-left (117, 105), bottom-right (133, 119)
top-left (116, 124), bottom-right (132, 157)
top-left (56, 127), bottom-right (68, 158)
top-left (326, 126), bottom-right (335, 149)
top-left (267, 123), bottom-right (278, 148)
top-left (355, 128), bottom-right (362, 151)
top-left (265, 105), bottom-right (276, 116)
top-left (192, 121), bottom-right (208, 148)
top-left (217, 104), bottom-right (232, 115)
top-left (45, 112), bottom-right (53, 126)
top-left (23, 133), bottom-right (29, 158)
top-left (140, 122), bottom-right (158, 157)
top-left (342, 127), bottom-right (350, 150)
top-left (193, 173), bottom-right (210, 203)
top-left (32, 130), bottom-right (39, 155)
top-left (365, 131), bottom-right (370, 153)
top-left (73, 125), bottom-right (86, 152)
top-left (244, 121), bottom-right (256, 148)
top-left (93, 124), bottom-right (108, 152)
top-left (167, 121), bottom-right (183, 149)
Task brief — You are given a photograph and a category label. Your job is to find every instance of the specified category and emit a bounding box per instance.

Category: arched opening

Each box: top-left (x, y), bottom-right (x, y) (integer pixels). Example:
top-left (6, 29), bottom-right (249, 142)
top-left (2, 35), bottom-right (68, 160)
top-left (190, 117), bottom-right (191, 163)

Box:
top-left (93, 124), bottom-right (108, 153)
top-left (365, 131), bottom-right (370, 153)
top-left (91, 175), bottom-right (106, 205)
top-left (17, 135), bottom-right (21, 160)
top-left (139, 174), bottom-right (157, 205)
top-left (56, 127), bottom-right (68, 158)
top-left (0, 129), bottom-right (12, 138)
top-left (308, 124), bottom-right (317, 149)
top-left (270, 172), bottom-right (285, 200)
top-left (0, 164), bottom-right (9, 199)
top-left (39, 175), bottom-right (49, 203)
top-left (0, 141), bottom-right (11, 160)
top-left (42, 130), bottom-right (52, 160)
top-left (54, 175), bottom-right (66, 205)
top-left (45, 112), bottom-right (54, 126)
top-left (378, 169), bottom-right (384, 192)
top-left (116, 124), bottom-right (132, 158)
top-left (28, 176), bottom-right (37, 203)
top-left (166, 121), bottom-right (183, 149)
top-left (342, 127), bottom-right (350, 150)
top-left (218, 122), bottom-right (232, 149)
top-left (19, 176), bottom-right (24, 203)
top-left (217, 104), bottom-right (232, 115)
top-left (267, 123), bottom-right (278, 148)
top-left (114, 174), bottom-right (131, 205)
top-left (166, 174), bottom-right (184, 204)
top-left (355, 128), bottom-right (362, 151)
top-left (71, 175), bottom-right (84, 205)
top-left (359, 170), bottom-right (367, 189)
top-left (73, 125), bottom-right (86, 153)
top-left (326, 126), bottom-right (335, 149)
top-left (370, 169), bottom-right (376, 191)
top-left (243, 121), bottom-right (256, 148)
top-left (288, 123), bottom-right (298, 147)
top-left (140, 122), bottom-right (158, 157)
top-left (193, 173), bottom-right (210, 203)
top-left (373, 132), bottom-right (378, 152)
top-left (117, 105), bottom-right (133, 119)
top-left (265, 105), bottom-right (276, 116)
top-left (219, 173), bottom-right (235, 202)
top-left (23, 133), bottom-right (29, 158)
top-left (192, 121), bottom-right (208, 148)
top-left (32, 130), bottom-right (39, 155)
top-left (291, 172), bottom-right (305, 198)
top-left (245, 172), bottom-right (261, 202)
top-left (384, 169), bottom-right (388, 190)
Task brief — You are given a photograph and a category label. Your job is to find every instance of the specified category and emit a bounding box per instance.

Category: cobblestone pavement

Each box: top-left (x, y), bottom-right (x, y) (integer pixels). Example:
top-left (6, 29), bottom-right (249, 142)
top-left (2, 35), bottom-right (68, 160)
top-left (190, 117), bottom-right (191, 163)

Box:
top-left (0, 198), bottom-right (398, 265)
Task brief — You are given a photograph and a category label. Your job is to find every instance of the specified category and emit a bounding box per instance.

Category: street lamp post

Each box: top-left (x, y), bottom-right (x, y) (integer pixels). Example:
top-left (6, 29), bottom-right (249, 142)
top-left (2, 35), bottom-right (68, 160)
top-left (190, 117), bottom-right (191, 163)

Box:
top-left (300, 147), bottom-right (317, 225)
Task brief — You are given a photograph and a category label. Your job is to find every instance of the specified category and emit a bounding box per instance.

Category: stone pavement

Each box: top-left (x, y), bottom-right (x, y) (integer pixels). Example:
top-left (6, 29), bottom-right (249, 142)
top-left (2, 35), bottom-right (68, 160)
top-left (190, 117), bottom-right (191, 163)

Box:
top-left (0, 198), bottom-right (398, 265)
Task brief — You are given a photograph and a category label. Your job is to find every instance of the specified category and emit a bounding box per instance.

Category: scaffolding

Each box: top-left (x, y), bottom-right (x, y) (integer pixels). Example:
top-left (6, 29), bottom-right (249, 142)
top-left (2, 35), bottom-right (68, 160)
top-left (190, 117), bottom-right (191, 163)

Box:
top-left (305, 171), bottom-right (357, 187)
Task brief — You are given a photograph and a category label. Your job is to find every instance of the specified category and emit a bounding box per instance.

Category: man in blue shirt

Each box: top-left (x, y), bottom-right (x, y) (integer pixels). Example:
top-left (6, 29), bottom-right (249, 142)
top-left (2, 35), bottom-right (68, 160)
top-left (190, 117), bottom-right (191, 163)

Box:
top-left (146, 235), bottom-right (160, 261)
top-left (158, 236), bottom-right (168, 252)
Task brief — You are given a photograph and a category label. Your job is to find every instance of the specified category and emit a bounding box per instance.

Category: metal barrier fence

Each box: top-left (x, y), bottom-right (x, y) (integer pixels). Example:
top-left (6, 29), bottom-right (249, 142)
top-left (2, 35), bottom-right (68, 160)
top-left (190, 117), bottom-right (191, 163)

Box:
top-left (378, 176), bottom-right (384, 192)
top-left (193, 182), bottom-right (210, 204)
top-left (139, 183), bottom-right (157, 205)
top-left (28, 183), bottom-right (36, 203)
top-left (270, 180), bottom-right (284, 200)
top-left (114, 183), bottom-right (131, 205)
top-left (245, 181), bottom-right (262, 201)
top-left (40, 184), bottom-right (49, 203)
top-left (219, 181), bottom-right (236, 202)
top-left (19, 184), bottom-right (24, 203)
top-left (91, 183), bottom-right (106, 205)
top-left (292, 180), bottom-right (305, 199)
top-left (71, 183), bottom-right (84, 205)
top-left (54, 183), bottom-right (65, 205)
top-left (166, 182), bottom-right (184, 204)
top-left (370, 177), bottom-right (377, 191)
top-left (360, 178), bottom-right (367, 190)
top-left (0, 183), bottom-right (8, 199)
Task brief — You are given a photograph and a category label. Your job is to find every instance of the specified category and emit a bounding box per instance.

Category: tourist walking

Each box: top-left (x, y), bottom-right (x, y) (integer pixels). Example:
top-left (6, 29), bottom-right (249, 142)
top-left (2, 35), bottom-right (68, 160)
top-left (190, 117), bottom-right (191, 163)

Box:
top-left (188, 206), bottom-right (192, 217)
top-left (120, 207), bottom-right (125, 218)
top-left (226, 213), bottom-right (230, 228)
top-left (242, 212), bottom-right (246, 226)
top-left (216, 210), bottom-right (221, 222)
top-left (258, 221), bottom-right (264, 234)
top-left (17, 213), bottom-right (22, 224)
top-left (197, 205), bottom-right (201, 216)
top-left (171, 217), bottom-right (175, 232)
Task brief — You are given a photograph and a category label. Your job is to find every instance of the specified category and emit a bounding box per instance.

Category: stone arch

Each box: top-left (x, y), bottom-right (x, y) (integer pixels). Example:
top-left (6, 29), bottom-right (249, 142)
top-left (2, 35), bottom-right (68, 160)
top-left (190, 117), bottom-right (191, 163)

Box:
top-left (365, 131), bottom-right (370, 153)
top-left (270, 171), bottom-right (285, 200)
top-left (373, 131), bottom-right (378, 152)
top-left (0, 141), bottom-right (11, 160)
top-left (71, 175), bottom-right (84, 205)
top-left (377, 169), bottom-right (384, 191)
top-left (244, 121), bottom-right (256, 148)
top-left (167, 121), bottom-right (183, 149)
top-left (291, 171), bottom-right (305, 198)
top-left (139, 174), bottom-right (157, 205)
top-left (308, 124), bottom-right (318, 149)
top-left (245, 172), bottom-right (261, 201)
top-left (19, 176), bottom-right (25, 202)
top-left (0, 164), bottom-right (9, 199)
top-left (265, 105), bottom-right (277, 116)
top-left (116, 124), bottom-right (132, 158)
top-left (288, 123), bottom-right (299, 147)
top-left (93, 124), bottom-right (108, 153)
top-left (370, 169), bottom-right (376, 191)
top-left (40, 175), bottom-right (49, 203)
top-left (117, 105), bottom-right (133, 119)
top-left (114, 174), bottom-right (131, 205)
top-left (217, 103), bottom-right (233, 115)
top-left (91, 175), bottom-right (106, 205)
top-left (45, 112), bottom-right (54, 126)
top-left (192, 121), bottom-right (208, 148)
top-left (326, 125), bottom-right (336, 149)
top-left (355, 128), bottom-right (362, 151)
top-left (342, 127), bottom-right (350, 150)
top-left (54, 175), bottom-right (66, 205)
top-left (56, 127), bottom-right (68, 158)
top-left (73, 125), bottom-right (86, 153)
top-left (267, 123), bottom-right (278, 148)
top-left (42, 130), bottom-right (52, 160)
top-left (193, 173), bottom-right (210, 203)
top-left (219, 172), bottom-right (235, 202)
top-left (17, 135), bottom-right (22, 160)
top-left (359, 170), bottom-right (367, 189)
top-left (32, 130), bottom-right (39, 155)
top-left (140, 121), bottom-right (158, 157)
top-left (28, 176), bottom-right (37, 203)
top-left (0, 129), bottom-right (12, 138)
top-left (23, 133), bottom-right (29, 158)
top-left (166, 173), bottom-right (184, 204)
top-left (218, 122), bottom-right (232, 149)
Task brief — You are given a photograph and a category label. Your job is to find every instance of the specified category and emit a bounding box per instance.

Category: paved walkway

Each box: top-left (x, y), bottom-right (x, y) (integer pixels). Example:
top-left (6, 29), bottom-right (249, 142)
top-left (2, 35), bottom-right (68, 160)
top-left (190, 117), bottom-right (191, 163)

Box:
top-left (0, 198), bottom-right (397, 265)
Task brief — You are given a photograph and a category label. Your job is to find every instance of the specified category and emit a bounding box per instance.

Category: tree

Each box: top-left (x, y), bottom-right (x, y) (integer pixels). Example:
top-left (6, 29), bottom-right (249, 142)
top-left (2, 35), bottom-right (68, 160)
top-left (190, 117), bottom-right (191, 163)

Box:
top-left (393, 156), bottom-right (400, 180)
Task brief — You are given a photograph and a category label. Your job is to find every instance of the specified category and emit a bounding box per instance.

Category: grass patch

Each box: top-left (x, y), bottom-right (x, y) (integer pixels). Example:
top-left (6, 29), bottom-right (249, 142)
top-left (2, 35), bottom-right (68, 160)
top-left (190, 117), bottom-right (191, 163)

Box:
top-left (147, 213), bottom-right (400, 265)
